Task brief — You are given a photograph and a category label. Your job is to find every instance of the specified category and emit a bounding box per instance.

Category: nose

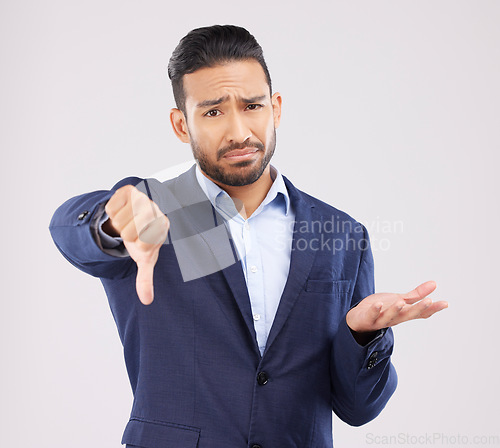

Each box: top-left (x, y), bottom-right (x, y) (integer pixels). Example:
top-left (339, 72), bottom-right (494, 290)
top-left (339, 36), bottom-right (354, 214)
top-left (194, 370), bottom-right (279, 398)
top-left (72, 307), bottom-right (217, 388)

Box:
top-left (226, 112), bottom-right (252, 144)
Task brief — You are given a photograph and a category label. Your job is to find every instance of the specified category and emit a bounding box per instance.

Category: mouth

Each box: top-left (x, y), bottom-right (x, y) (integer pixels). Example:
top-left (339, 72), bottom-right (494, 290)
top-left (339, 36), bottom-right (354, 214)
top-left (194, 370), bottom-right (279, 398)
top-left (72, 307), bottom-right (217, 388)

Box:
top-left (222, 147), bottom-right (260, 162)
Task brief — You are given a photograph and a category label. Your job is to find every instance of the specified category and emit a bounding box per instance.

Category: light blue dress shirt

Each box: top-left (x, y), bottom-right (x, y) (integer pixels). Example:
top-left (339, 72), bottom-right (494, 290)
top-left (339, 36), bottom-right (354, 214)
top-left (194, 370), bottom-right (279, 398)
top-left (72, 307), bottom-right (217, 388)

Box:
top-left (195, 165), bottom-right (295, 355)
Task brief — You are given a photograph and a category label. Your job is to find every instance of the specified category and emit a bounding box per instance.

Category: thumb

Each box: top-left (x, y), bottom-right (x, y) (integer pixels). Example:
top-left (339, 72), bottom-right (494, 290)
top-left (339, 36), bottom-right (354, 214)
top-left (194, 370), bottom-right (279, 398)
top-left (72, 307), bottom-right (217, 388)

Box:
top-left (136, 259), bottom-right (156, 305)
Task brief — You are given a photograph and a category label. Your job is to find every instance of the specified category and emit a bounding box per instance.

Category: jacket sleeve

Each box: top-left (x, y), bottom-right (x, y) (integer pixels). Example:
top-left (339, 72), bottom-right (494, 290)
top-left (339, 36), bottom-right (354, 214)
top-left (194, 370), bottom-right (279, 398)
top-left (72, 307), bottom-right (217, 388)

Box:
top-left (48, 176), bottom-right (143, 279)
top-left (330, 224), bottom-right (398, 426)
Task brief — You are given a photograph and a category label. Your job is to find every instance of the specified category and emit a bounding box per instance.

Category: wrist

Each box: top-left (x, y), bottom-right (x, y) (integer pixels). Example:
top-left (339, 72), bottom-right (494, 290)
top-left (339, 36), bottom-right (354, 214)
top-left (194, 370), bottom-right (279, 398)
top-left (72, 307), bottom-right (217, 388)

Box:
top-left (348, 327), bottom-right (379, 346)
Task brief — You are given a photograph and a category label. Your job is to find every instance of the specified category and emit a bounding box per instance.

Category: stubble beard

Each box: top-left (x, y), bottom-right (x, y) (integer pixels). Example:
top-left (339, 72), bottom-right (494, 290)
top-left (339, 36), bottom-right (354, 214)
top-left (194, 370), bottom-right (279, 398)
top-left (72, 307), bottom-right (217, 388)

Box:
top-left (190, 130), bottom-right (276, 187)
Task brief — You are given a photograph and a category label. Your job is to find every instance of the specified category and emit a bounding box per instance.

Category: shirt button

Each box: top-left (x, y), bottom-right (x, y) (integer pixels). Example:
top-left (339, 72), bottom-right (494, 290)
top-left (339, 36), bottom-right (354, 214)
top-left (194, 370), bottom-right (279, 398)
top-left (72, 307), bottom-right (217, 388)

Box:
top-left (253, 313), bottom-right (261, 321)
top-left (257, 371), bottom-right (269, 385)
top-left (250, 265), bottom-right (258, 273)
top-left (244, 221), bottom-right (250, 230)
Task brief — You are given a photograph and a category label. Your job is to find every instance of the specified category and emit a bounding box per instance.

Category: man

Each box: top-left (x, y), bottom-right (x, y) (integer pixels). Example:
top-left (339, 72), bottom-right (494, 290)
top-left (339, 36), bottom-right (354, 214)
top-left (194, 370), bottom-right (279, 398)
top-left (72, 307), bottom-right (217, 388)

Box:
top-left (49, 25), bottom-right (448, 448)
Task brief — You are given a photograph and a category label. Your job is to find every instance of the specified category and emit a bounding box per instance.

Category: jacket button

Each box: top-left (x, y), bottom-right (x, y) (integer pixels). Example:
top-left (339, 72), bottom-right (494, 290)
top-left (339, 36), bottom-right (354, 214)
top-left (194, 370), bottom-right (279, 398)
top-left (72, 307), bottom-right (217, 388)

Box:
top-left (77, 210), bottom-right (89, 220)
top-left (257, 371), bottom-right (268, 385)
top-left (251, 445), bottom-right (262, 448)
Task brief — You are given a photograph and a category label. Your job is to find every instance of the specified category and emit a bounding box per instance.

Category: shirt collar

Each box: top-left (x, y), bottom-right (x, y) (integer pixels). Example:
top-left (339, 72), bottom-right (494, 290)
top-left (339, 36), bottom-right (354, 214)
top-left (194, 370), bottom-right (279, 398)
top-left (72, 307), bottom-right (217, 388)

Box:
top-left (195, 163), bottom-right (291, 217)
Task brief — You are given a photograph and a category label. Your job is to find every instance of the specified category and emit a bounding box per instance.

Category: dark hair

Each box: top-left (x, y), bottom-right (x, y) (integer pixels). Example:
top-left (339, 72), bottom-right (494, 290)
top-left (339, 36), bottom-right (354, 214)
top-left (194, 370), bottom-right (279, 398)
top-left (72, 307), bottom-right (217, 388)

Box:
top-left (168, 25), bottom-right (272, 113)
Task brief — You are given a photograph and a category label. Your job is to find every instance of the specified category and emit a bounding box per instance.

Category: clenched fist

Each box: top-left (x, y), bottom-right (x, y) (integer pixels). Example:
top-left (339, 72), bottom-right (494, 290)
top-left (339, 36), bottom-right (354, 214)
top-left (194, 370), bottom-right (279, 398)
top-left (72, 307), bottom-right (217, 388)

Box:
top-left (103, 184), bottom-right (170, 305)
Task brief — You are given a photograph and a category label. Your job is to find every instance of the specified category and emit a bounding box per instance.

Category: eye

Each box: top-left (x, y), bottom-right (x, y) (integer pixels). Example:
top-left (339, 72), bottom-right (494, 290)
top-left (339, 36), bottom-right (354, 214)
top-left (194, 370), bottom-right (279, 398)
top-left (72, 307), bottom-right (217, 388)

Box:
top-left (204, 109), bottom-right (221, 117)
top-left (246, 104), bottom-right (263, 111)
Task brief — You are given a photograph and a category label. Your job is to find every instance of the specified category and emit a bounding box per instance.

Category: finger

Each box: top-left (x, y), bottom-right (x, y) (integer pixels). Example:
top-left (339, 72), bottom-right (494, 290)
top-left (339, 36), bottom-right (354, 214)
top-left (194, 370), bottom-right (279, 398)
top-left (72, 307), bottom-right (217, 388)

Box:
top-left (105, 186), bottom-right (148, 237)
top-left (136, 260), bottom-right (156, 305)
top-left (368, 302), bottom-right (383, 323)
top-left (107, 199), bottom-right (135, 236)
top-left (121, 213), bottom-right (169, 244)
top-left (376, 299), bottom-right (406, 326)
top-left (139, 215), bottom-right (170, 245)
top-left (131, 186), bottom-right (158, 220)
top-left (105, 185), bottom-right (134, 218)
top-left (417, 300), bottom-right (449, 319)
top-left (388, 299), bottom-right (448, 326)
top-left (130, 194), bottom-right (165, 237)
top-left (396, 297), bottom-right (433, 322)
top-left (403, 280), bottom-right (437, 304)
top-left (119, 200), bottom-right (163, 242)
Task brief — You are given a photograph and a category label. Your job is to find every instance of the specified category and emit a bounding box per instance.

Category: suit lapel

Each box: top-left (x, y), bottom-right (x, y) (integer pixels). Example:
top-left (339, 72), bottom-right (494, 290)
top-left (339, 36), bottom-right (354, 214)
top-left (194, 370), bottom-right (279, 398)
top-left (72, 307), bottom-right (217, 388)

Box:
top-left (220, 261), bottom-right (260, 352)
top-left (164, 167), bottom-right (319, 357)
top-left (264, 177), bottom-right (319, 354)
top-left (170, 166), bottom-right (260, 353)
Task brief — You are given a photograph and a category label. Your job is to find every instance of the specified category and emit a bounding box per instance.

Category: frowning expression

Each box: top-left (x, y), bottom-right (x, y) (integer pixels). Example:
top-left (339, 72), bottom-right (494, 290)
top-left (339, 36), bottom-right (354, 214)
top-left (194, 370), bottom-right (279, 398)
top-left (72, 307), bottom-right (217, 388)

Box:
top-left (170, 60), bottom-right (282, 187)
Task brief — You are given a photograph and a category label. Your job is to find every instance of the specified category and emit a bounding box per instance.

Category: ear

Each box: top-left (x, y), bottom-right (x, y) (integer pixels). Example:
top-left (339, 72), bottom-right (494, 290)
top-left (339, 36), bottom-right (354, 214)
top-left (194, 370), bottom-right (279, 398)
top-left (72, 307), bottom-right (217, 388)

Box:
top-left (170, 108), bottom-right (190, 143)
top-left (271, 92), bottom-right (282, 129)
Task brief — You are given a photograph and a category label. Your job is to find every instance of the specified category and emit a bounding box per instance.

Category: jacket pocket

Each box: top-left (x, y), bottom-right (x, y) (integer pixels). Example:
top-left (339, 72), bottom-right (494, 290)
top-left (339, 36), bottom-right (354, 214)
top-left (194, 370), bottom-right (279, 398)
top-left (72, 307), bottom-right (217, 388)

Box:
top-left (305, 279), bottom-right (351, 295)
top-left (121, 417), bottom-right (200, 448)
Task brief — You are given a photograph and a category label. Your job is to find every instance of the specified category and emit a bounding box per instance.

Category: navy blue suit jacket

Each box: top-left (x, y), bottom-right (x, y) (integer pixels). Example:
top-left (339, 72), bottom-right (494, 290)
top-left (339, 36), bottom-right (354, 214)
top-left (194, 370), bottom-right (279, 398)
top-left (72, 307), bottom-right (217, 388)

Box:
top-left (49, 166), bottom-right (397, 448)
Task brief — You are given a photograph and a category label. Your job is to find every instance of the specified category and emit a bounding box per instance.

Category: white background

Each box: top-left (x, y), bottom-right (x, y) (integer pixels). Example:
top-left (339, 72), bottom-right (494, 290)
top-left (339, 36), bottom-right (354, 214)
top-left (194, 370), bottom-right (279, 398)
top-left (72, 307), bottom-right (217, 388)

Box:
top-left (1, 1), bottom-right (499, 447)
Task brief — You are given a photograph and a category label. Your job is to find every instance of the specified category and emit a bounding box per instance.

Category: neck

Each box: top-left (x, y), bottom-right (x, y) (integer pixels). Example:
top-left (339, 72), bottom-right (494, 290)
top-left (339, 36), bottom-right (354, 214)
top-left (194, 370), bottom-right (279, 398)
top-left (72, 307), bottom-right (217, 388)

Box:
top-left (209, 166), bottom-right (274, 219)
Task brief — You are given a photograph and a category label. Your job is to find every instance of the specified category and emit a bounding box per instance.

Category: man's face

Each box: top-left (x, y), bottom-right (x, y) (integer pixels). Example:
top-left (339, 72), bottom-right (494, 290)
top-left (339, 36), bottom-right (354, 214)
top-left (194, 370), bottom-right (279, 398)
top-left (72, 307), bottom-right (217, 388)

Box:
top-left (171, 60), bottom-right (282, 187)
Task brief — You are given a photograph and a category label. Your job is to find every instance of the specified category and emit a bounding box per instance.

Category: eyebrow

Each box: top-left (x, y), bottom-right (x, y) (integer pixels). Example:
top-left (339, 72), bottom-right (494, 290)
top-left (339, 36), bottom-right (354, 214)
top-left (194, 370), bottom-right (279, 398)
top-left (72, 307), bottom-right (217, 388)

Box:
top-left (196, 95), bottom-right (267, 108)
